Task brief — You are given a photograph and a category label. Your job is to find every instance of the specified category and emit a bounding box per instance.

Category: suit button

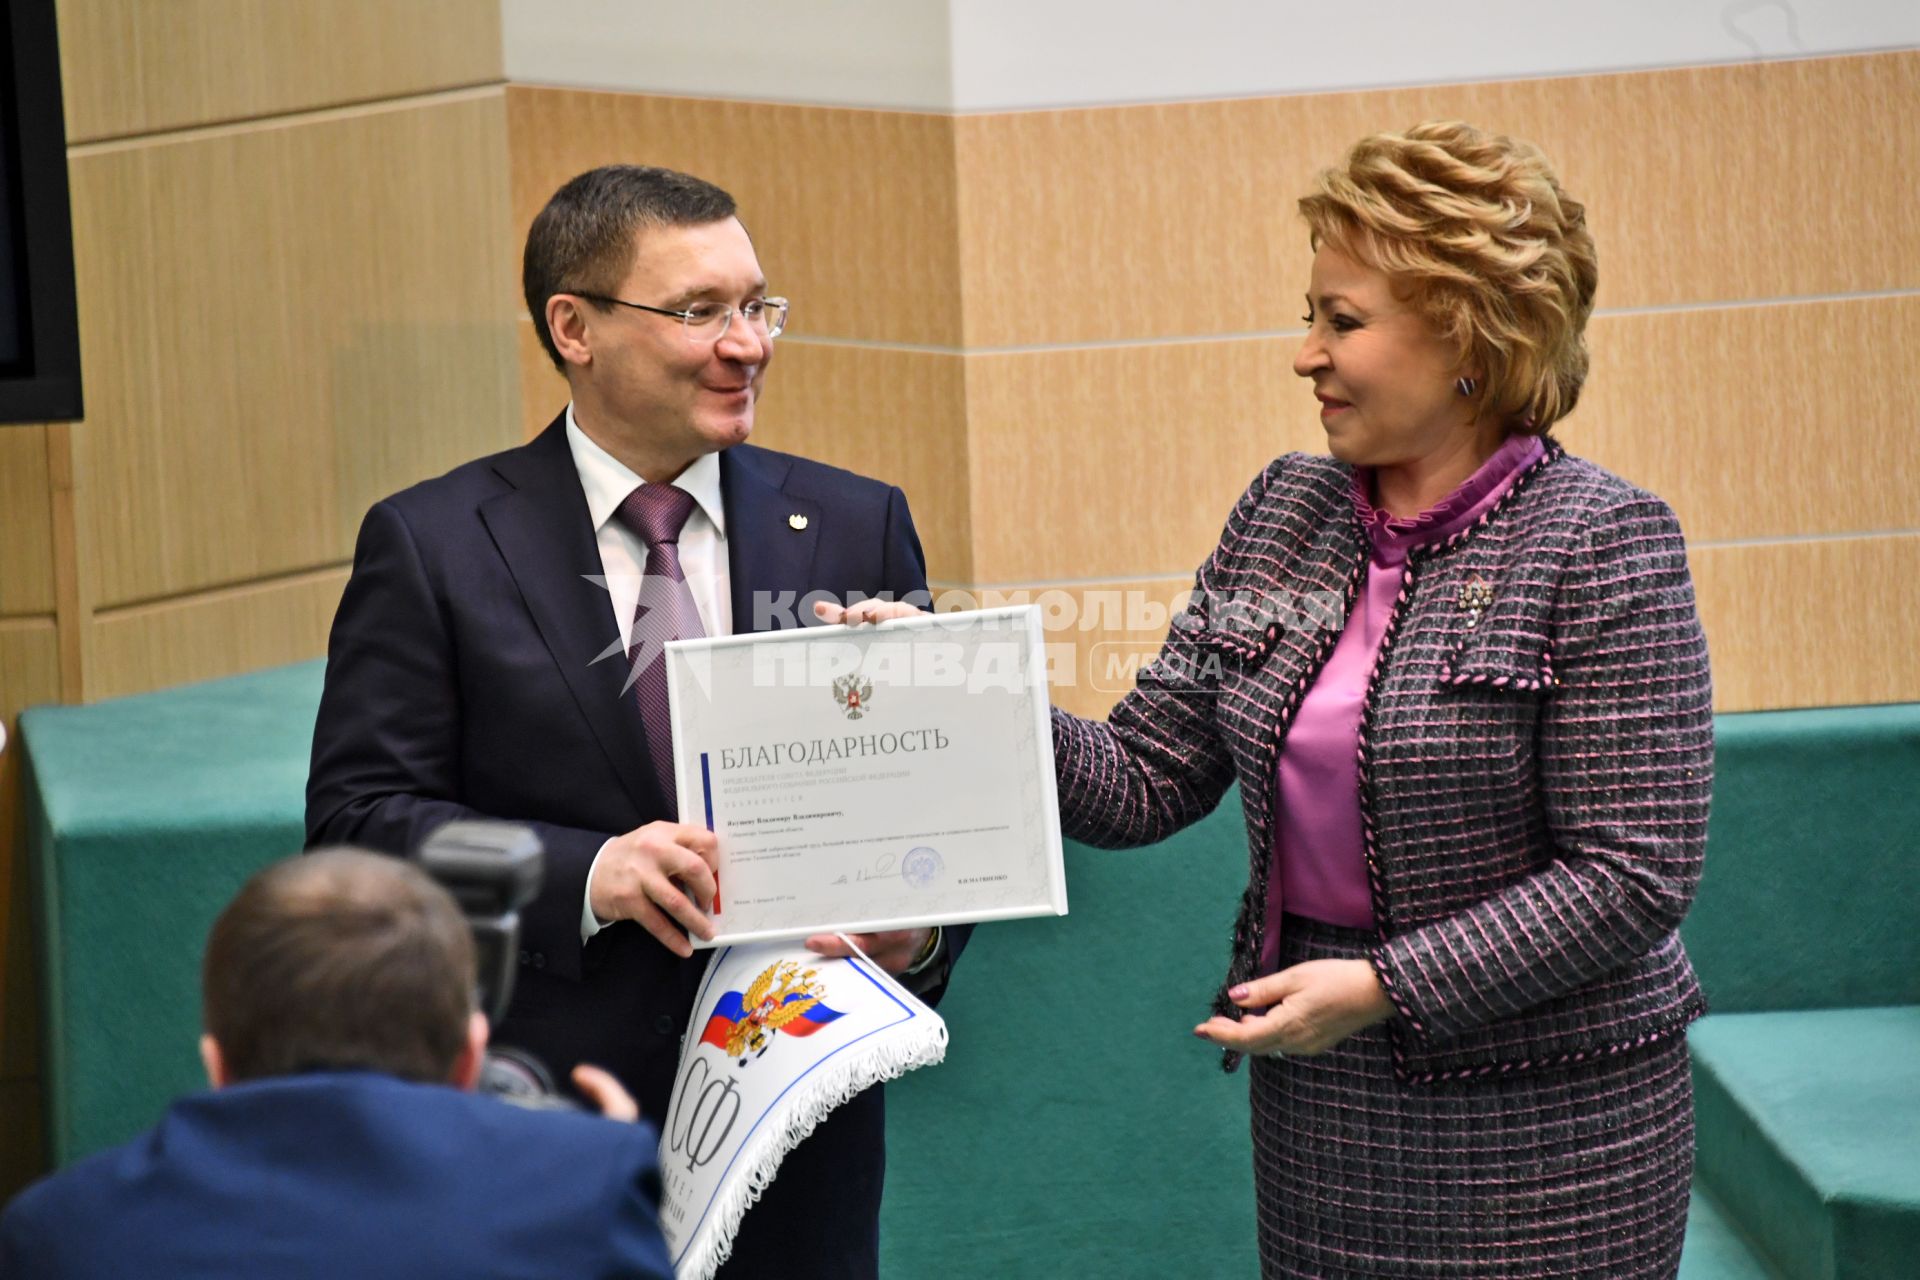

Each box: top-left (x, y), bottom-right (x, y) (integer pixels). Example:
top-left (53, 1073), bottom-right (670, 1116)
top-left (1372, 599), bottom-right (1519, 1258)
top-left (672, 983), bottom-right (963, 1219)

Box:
top-left (532, 953), bottom-right (547, 969)
top-left (518, 950), bottom-right (531, 964)
top-left (654, 1015), bottom-right (677, 1035)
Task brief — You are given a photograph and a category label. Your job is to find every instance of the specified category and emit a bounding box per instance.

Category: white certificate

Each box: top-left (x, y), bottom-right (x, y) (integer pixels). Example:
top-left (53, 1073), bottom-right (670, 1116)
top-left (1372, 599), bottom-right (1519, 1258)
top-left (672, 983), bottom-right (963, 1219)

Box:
top-left (665, 606), bottom-right (1067, 946)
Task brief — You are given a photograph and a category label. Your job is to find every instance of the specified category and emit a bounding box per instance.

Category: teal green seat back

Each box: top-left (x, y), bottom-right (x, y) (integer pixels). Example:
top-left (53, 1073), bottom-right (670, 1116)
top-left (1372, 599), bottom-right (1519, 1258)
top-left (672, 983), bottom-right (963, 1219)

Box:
top-left (880, 796), bottom-right (1259, 1278)
top-left (24, 656), bottom-right (1914, 1268)
top-left (1681, 703), bottom-right (1920, 1014)
top-left (20, 661), bottom-right (325, 1164)
top-left (1689, 1007), bottom-right (1920, 1280)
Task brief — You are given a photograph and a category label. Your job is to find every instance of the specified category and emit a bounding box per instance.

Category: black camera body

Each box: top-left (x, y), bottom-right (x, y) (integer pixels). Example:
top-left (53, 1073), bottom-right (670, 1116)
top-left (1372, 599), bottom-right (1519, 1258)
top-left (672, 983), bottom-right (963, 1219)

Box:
top-left (417, 820), bottom-right (578, 1110)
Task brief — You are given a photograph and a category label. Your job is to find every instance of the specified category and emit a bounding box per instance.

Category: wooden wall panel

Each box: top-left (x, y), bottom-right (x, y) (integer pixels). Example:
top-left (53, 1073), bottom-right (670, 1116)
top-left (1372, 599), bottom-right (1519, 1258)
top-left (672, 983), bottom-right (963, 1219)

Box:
top-left (756, 343), bottom-right (971, 585)
top-left (518, 320), bottom-right (567, 438)
top-left (963, 339), bottom-right (1330, 584)
top-left (954, 98), bottom-right (1291, 349)
top-left (69, 93), bottom-right (520, 609)
top-left (933, 579), bottom-right (1191, 721)
top-left (1691, 536), bottom-right (1920, 713)
top-left (0, 429), bottom-right (56, 617)
top-left (58, 0), bottom-right (504, 142)
top-left (86, 570), bottom-right (347, 705)
top-left (953, 50), bottom-right (1920, 347)
top-left (1010, 535), bottom-right (1920, 721)
top-left (1576, 297), bottom-right (1920, 543)
top-left (515, 324), bottom-right (976, 584)
top-left (1013, 540), bottom-right (1920, 719)
top-left (0, 620), bottom-right (61, 735)
top-left (505, 88), bottom-right (963, 347)
top-left (957, 294), bottom-right (1920, 586)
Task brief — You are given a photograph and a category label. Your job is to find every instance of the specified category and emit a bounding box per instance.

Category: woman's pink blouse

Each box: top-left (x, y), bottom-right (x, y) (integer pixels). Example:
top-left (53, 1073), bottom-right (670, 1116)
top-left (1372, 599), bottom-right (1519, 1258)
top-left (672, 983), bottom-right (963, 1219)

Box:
top-left (1261, 433), bottom-right (1545, 969)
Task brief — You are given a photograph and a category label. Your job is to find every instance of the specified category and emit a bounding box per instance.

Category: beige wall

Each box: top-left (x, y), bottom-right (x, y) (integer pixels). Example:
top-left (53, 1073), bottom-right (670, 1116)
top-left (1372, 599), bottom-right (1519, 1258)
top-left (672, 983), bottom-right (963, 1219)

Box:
top-left (0, 0), bottom-right (521, 1198)
top-left (512, 49), bottom-right (1920, 719)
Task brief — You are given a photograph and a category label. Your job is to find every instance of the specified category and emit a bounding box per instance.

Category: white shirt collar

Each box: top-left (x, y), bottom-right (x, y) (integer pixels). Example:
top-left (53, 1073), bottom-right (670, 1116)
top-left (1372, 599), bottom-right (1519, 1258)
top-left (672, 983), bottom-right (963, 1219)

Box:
top-left (564, 403), bottom-right (726, 536)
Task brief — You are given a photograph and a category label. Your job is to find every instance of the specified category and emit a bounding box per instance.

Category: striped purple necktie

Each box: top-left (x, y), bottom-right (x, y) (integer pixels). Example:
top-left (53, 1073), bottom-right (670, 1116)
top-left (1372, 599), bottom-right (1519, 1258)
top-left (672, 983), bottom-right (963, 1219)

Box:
top-left (614, 483), bottom-right (705, 816)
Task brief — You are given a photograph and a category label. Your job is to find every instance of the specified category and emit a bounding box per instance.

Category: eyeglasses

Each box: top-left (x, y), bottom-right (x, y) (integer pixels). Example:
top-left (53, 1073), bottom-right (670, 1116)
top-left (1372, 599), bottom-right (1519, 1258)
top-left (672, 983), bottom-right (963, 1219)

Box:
top-left (575, 293), bottom-right (790, 343)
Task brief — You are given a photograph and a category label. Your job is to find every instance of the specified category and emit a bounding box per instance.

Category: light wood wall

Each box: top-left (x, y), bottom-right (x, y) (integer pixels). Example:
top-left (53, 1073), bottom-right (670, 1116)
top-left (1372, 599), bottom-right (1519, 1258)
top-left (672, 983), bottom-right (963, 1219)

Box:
top-left (0, 0), bottom-right (518, 1199)
top-left (511, 49), bottom-right (1920, 719)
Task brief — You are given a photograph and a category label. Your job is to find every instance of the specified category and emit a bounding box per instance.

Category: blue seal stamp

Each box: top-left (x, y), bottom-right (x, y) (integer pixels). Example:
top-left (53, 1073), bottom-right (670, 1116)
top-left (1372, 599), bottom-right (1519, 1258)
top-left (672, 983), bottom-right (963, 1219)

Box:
top-left (902, 846), bottom-right (943, 889)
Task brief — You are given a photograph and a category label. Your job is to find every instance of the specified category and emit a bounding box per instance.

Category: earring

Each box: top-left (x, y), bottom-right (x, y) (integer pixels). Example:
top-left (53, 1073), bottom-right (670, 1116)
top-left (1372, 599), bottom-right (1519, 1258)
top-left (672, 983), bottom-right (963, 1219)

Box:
top-left (1456, 377), bottom-right (1477, 397)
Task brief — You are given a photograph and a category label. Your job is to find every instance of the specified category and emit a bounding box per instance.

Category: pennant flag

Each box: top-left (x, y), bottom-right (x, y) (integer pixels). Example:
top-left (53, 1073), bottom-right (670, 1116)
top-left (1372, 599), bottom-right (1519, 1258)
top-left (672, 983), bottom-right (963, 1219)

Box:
top-left (659, 942), bottom-right (947, 1280)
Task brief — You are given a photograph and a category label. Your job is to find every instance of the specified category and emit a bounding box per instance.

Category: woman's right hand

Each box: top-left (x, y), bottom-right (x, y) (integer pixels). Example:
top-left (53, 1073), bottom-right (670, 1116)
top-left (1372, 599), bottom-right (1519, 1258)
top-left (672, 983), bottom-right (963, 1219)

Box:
top-left (812, 598), bottom-right (927, 626)
top-left (1193, 958), bottom-right (1395, 1057)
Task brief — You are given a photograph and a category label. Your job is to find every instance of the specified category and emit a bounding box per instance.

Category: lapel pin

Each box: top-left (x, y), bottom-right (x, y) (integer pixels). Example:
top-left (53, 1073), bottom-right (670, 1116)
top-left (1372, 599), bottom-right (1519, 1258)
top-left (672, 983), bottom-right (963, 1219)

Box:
top-left (788, 514), bottom-right (809, 531)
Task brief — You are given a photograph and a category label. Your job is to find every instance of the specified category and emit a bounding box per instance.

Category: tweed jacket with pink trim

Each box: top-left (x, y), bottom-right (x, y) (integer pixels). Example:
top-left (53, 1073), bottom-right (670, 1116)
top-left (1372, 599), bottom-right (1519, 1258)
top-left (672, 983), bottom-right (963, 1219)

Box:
top-left (1051, 445), bottom-right (1714, 1082)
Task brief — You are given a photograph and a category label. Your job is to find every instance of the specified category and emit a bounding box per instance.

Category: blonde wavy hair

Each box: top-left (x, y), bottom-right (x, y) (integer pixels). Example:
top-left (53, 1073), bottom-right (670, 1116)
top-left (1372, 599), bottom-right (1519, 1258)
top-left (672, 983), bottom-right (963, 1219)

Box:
top-left (1298, 121), bottom-right (1598, 434)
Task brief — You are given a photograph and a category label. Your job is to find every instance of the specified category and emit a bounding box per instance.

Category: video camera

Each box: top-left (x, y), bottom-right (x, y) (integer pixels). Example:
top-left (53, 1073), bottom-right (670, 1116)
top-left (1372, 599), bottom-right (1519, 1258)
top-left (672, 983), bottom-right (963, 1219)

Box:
top-left (417, 820), bottom-right (578, 1111)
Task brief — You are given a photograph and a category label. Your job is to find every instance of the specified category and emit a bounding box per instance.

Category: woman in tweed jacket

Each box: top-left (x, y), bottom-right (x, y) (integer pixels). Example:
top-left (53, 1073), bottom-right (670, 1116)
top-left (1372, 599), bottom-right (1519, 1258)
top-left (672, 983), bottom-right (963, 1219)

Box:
top-left (1051, 123), bottom-right (1713, 1278)
top-left (827, 122), bottom-right (1711, 1276)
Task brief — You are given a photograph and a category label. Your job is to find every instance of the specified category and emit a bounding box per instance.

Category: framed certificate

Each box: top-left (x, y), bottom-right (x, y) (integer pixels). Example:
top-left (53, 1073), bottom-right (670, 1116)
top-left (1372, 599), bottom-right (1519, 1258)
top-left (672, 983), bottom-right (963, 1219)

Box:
top-left (665, 606), bottom-right (1067, 946)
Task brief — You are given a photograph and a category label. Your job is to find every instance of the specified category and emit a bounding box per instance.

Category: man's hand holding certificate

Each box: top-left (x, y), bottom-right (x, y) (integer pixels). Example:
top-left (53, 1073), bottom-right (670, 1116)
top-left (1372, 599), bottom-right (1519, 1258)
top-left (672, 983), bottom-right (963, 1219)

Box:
top-left (664, 606), bottom-right (1067, 948)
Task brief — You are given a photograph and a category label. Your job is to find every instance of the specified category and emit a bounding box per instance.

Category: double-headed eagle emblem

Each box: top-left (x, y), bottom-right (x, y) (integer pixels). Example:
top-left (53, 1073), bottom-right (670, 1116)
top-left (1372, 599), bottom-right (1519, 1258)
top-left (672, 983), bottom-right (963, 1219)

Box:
top-left (723, 961), bottom-right (826, 1060)
top-left (832, 671), bottom-right (874, 719)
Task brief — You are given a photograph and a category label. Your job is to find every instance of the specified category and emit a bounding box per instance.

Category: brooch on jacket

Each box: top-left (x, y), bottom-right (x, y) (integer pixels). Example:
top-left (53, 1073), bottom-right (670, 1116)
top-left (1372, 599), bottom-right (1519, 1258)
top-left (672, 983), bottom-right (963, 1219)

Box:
top-left (1458, 574), bottom-right (1494, 629)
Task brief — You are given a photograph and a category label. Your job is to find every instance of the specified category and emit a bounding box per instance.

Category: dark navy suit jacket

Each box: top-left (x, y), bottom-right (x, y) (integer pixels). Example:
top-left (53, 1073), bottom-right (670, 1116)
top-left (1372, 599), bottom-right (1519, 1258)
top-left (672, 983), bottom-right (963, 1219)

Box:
top-left (305, 416), bottom-right (965, 1278)
top-left (0, 1073), bottom-right (670, 1279)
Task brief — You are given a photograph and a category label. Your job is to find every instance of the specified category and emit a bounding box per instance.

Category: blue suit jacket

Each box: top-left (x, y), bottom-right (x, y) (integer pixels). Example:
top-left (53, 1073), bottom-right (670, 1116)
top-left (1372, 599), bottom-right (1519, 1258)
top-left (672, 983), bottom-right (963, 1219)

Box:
top-left (305, 416), bottom-right (965, 1277)
top-left (0, 1073), bottom-right (669, 1279)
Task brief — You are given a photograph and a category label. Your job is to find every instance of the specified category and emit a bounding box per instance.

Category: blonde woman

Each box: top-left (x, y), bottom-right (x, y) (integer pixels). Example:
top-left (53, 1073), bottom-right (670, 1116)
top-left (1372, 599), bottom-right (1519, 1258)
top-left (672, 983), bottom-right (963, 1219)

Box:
top-left (1055, 122), bottom-right (1711, 1277)
top-left (834, 122), bottom-right (1711, 1276)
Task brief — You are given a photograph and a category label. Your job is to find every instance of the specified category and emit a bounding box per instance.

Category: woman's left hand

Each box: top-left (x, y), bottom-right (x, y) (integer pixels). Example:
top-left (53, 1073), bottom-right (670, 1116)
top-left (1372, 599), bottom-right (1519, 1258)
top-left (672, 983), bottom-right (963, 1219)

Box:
top-left (1194, 958), bottom-right (1396, 1057)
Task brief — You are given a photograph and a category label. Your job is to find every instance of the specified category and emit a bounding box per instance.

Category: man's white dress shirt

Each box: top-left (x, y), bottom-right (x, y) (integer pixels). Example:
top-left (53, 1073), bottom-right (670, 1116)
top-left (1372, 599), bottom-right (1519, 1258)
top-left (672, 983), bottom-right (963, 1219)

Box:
top-left (566, 404), bottom-right (731, 940)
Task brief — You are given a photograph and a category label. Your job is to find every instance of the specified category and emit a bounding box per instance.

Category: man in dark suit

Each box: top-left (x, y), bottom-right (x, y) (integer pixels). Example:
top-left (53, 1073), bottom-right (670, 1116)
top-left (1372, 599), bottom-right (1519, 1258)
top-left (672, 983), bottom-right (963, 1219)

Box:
top-left (305, 165), bottom-right (962, 1278)
top-left (0, 850), bottom-right (671, 1280)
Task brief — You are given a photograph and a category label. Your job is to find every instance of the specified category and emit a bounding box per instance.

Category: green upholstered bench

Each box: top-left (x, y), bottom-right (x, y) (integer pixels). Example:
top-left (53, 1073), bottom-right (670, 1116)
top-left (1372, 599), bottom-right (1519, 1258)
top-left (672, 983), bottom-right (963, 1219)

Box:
top-left (1678, 703), bottom-right (1920, 1280)
top-left (24, 661), bottom-right (1904, 1280)
top-left (19, 661), bottom-right (325, 1165)
top-left (1681, 704), bottom-right (1920, 1017)
top-left (1691, 1008), bottom-right (1920, 1280)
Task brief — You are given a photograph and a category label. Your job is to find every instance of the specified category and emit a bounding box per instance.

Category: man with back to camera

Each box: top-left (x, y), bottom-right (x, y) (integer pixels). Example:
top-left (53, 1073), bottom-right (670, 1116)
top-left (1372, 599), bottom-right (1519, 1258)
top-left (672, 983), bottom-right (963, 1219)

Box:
top-left (304, 164), bottom-right (966, 1277)
top-left (0, 850), bottom-right (671, 1279)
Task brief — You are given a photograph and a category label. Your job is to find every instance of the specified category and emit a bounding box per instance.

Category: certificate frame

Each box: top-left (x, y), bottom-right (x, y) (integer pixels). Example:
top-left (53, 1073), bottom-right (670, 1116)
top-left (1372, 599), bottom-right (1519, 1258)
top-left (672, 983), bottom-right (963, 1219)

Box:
top-left (665, 606), bottom-right (1067, 946)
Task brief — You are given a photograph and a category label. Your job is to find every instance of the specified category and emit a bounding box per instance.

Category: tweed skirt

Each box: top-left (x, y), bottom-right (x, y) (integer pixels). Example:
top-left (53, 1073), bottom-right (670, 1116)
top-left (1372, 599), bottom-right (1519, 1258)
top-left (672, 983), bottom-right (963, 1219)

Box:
top-left (1250, 915), bottom-right (1693, 1280)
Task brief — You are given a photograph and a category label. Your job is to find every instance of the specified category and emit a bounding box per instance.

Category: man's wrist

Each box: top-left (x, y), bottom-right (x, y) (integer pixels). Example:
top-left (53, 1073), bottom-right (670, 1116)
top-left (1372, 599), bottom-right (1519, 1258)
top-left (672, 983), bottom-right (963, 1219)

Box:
top-left (580, 838), bottom-right (617, 942)
top-left (902, 926), bottom-right (942, 976)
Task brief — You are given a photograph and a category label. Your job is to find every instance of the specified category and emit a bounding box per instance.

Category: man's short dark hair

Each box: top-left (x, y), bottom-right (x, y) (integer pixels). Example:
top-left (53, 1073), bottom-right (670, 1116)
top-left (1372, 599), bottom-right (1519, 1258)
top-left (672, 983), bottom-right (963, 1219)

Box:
top-left (201, 850), bottom-right (473, 1084)
top-left (522, 164), bottom-right (738, 371)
